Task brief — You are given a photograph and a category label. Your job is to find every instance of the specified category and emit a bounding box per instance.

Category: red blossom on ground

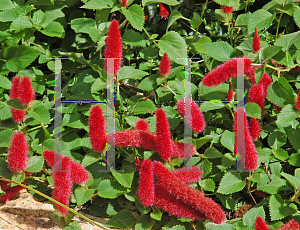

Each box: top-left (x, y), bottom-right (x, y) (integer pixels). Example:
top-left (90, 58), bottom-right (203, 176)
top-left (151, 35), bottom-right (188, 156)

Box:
top-left (121, 0), bottom-right (127, 7)
top-left (252, 27), bottom-right (261, 52)
top-left (159, 53), bottom-right (171, 77)
top-left (18, 76), bottom-right (35, 106)
top-left (254, 216), bottom-right (270, 230)
top-left (227, 81), bottom-right (234, 101)
top-left (153, 161), bottom-right (226, 224)
top-left (0, 181), bottom-right (24, 203)
top-left (135, 119), bottom-right (149, 131)
top-left (176, 98), bottom-right (205, 133)
top-left (202, 57), bottom-right (253, 87)
top-left (258, 72), bottom-right (272, 96)
top-left (221, 5), bottom-right (233, 13)
top-left (104, 19), bottom-right (122, 76)
top-left (248, 84), bottom-right (265, 117)
top-left (248, 117), bottom-right (261, 141)
top-left (159, 3), bottom-right (169, 18)
top-left (296, 90), bottom-right (300, 110)
top-left (8, 131), bottom-right (29, 173)
top-left (88, 105), bottom-right (106, 153)
top-left (173, 166), bottom-right (202, 183)
top-left (136, 159), bottom-right (154, 207)
top-left (156, 108), bottom-right (173, 161)
top-left (277, 219), bottom-right (300, 230)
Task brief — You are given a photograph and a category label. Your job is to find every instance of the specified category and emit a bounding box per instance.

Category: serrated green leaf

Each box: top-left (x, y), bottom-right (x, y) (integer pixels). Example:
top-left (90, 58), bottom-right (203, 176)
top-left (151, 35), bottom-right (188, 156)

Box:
top-left (217, 172), bottom-right (246, 194)
top-left (200, 179), bottom-right (215, 192)
top-left (142, 0), bottom-right (179, 6)
top-left (11, 172), bottom-right (25, 187)
top-left (70, 18), bottom-right (96, 34)
top-left (248, 9), bottom-right (275, 32)
top-left (122, 4), bottom-right (144, 31)
top-left (138, 74), bottom-right (159, 91)
top-left (204, 147), bottom-right (223, 158)
top-left (0, 76), bottom-right (12, 89)
top-left (0, 106), bottom-right (11, 121)
top-left (257, 175), bottom-right (285, 194)
top-left (25, 156), bottom-right (44, 172)
top-left (288, 152), bottom-right (300, 166)
top-left (243, 206), bottom-right (265, 228)
top-left (269, 194), bottom-right (297, 221)
top-left (106, 209), bottom-right (135, 229)
top-left (200, 101), bottom-right (225, 112)
top-left (111, 165), bottom-right (134, 188)
top-left (222, 153), bottom-right (236, 168)
top-left (194, 136), bottom-right (214, 149)
top-left (221, 130), bottom-right (235, 152)
top-left (191, 36), bottom-right (212, 54)
top-left (294, 8), bottom-right (300, 28)
top-left (135, 215), bottom-right (155, 230)
top-left (202, 41), bottom-right (233, 62)
top-left (0, 129), bottom-right (14, 148)
top-left (235, 13), bottom-right (250, 27)
top-left (199, 159), bottom-right (212, 177)
top-left (122, 29), bottom-right (147, 47)
top-left (0, 158), bottom-right (12, 179)
top-left (281, 172), bottom-right (300, 191)
top-left (32, 10), bottom-right (46, 26)
top-left (150, 208), bottom-right (162, 221)
top-left (261, 46), bottom-right (282, 63)
top-left (7, 98), bottom-right (26, 110)
top-left (81, 152), bottom-right (102, 167)
top-left (28, 104), bottom-right (50, 124)
top-left (277, 104), bottom-right (300, 124)
top-left (274, 31), bottom-right (300, 52)
top-left (274, 149), bottom-right (289, 161)
top-left (10, 15), bottom-right (33, 31)
top-left (74, 187), bottom-right (95, 205)
top-left (0, 0), bottom-right (15, 10)
top-left (117, 66), bottom-right (148, 81)
top-left (245, 102), bottom-right (261, 119)
top-left (97, 179), bottom-right (129, 199)
top-left (133, 100), bottom-right (156, 115)
top-left (81, 0), bottom-right (115, 9)
top-left (287, 127), bottom-right (300, 150)
top-left (167, 10), bottom-right (182, 31)
top-left (41, 21), bottom-right (64, 38)
top-left (268, 131), bottom-right (286, 150)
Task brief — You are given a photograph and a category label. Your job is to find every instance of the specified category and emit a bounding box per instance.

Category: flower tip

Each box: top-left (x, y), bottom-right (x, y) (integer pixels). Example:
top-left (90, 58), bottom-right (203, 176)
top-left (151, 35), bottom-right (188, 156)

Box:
top-left (252, 27), bottom-right (261, 52)
top-left (159, 52), bottom-right (171, 77)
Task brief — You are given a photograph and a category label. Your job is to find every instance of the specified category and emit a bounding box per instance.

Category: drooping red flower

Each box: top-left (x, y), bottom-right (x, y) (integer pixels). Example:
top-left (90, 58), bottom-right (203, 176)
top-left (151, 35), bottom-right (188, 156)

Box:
top-left (18, 76), bottom-right (35, 106)
top-left (0, 180), bottom-right (24, 203)
top-left (221, 5), bottom-right (233, 14)
top-left (277, 219), bottom-right (300, 230)
top-left (172, 141), bottom-right (195, 159)
top-left (159, 3), bottom-right (169, 19)
top-left (104, 19), bottom-right (122, 76)
top-left (173, 166), bottom-right (202, 183)
top-left (52, 156), bottom-right (72, 216)
top-left (258, 72), bottom-right (272, 96)
top-left (248, 117), bottom-right (261, 141)
top-left (8, 131), bottom-right (29, 173)
top-left (88, 105), bottom-right (106, 153)
top-left (227, 81), bottom-right (234, 101)
top-left (159, 52), bottom-right (171, 77)
top-left (156, 108), bottom-right (173, 161)
top-left (202, 57), bottom-right (253, 87)
top-left (254, 216), bottom-right (270, 230)
top-left (233, 107), bottom-right (258, 170)
top-left (248, 84), bottom-right (265, 117)
top-left (296, 90), bottom-right (300, 110)
top-left (136, 159), bottom-right (154, 207)
top-left (121, 0), bottom-right (127, 7)
top-left (247, 67), bottom-right (258, 84)
top-left (252, 27), bottom-right (261, 52)
top-left (10, 76), bottom-right (25, 122)
top-left (135, 119), bottom-right (149, 131)
top-left (176, 98), bottom-right (205, 133)
top-left (153, 161), bottom-right (226, 224)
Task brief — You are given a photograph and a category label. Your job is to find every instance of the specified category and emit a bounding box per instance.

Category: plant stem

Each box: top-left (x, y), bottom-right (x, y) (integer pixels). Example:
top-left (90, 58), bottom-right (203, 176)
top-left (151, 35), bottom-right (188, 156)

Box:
top-left (0, 177), bottom-right (111, 230)
top-left (143, 27), bottom-right (159, 47)
top-left (275, 12), bottom-right (283, 40)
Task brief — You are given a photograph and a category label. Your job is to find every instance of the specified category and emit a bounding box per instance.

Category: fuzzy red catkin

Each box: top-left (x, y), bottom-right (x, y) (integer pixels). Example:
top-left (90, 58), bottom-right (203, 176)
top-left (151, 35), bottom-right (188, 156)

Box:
top-left (136, 159), bottom-right (154, 207)
top-left (159, 53), bottom-right (171, 77)
top-left (173, 166), bottom-right (202, 183)
top-left (88, 105), bottom-right (106, 153)
top-left (153, 161), bottom-right (226, 224)
top-left (176, 98), bottom-right (205, 133)
top-left (0, 181), bottom-right (24, 203)
top-left (248, 117), bottom-right (261, 141)
top-left (154, 183), bottom-right (207, 221)
top-left (202, 57), bottom-right (253, 87)
top-left (155, 108), bottom-right (173, 161)
top-left (53, 156), bottom-right (72, 216)
top-left (296, 90), bottom-right (300, 110)
top-left (8, 131), bottom-right (29, 173)
top-left (254, 216), bottom-right (270, 230)
top-left (18, 76), bottom-right (35, 106)
top-left (104, 19), bottom-right (122, 76)
top-left (121, 0), bottom-right (127, 7)
top-left (221, 5), bottom-right (233, 14)
top-left (258, 72), bottom-right (272, 96)
top-left (227, 81), bottom-right (234, 101)
top-left (10, 76), bottom-right (25, 122)
top-left (172, 141), bottom-right (195, 159)
top-left (252, 27), bottom-right (261, 52)
top-left (159, 3), bottom-right (169, 18)
top-left (248, 84), bottom-right (265, 117)
top-left (135, 119), bottom-right (149, 131)
top-left (277, 219), bottom-right (300, 230)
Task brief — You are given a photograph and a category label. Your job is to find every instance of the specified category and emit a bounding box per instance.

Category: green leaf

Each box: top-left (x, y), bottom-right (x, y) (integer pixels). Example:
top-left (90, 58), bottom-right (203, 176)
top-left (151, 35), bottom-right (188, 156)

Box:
top-left (71, 18), bottom-right (96, 34)
top-left (213, 0), bottom-right (239, 7)
top-left (200, 101), bottom-right (225, 112)
top-left (245, 102), bottom-right (261, 119)
top-left (243, 206), bottom-right (265, 228)
top-left (274, 149), bottom-right (289, 161)
top-left (158, 31), bottom-right (187, 65)
top-left (139, 47), bottom-right (158, 60)
top-left (200, 179), bottom-right (215, 192)
top-left (0, 106), bottom-right (11, 121)
top-left (135, 215), bottom-right (155, 230)
top-left (4, 45), bottom-right (40, 72)
top-left (32, 10), bottom-right (46, 26)
top-left (25, 156), bottom-right (44, 172)
top-left (294, 8), bottom-right (300, 28)
top-left (122, 4), bottom-right (144, 31)
top-left (138, 74), bottom-right (159, 91)
top-left (63, 222), bottom-right (81, 230)
top-left (254, 67), bottom-right (264, 84)
top-left (150, 208), bottom-right (162, 221)
top-left (281, 172), bottom-right (300, 191)
top-left (97, 179), bottom-right (129, 199)
top-left (0, 129), bottom-right (13, 148)
top-left (81, 0), bottom-right (115, 9)
top-left (221, 130), bottom-right (235, 152)
top-left (106, 209), bottom-right (135, 229)
top-left (195, 136), bottom-right (214, 149)
top-left (191, 36), bottom-right (212, 54)
top-left (167, 10), bottom-right (182, 31)
top-left (217, 172), bottom-right (246, 194)
top-left (269, 194), bottom-right (297, 221)
top-left (111, 164), bottom-right (134, 188)
top-left (0, 76), bottom-right (12, 89)
top-left (274, 31), bottom-right (300, 52)
top-left (257, 175), bottom-right (286, 194)
top-left (122, 29), bottom-right (147, 47)
top-left (204, 147), bottom-right (223, 158)
top-left (28, 104), bottom-right (51, 124)
top-left (41, 21), bottom-right (64, 38)
top-left (11, 172), bottom-right (25, 187)
top-left (117, 66), bottom-right (148, 81)
top-left (81, 152), bottom-right (102, 167)
top-left (190, 13), bottom-right (201, 29)
top-left (0, 0), bottom-right (14, 10)
top-left (287, 127), bottom-right (300, 150)
top-left (7, 98), bottom-right (26, 110)
top-left (199, 159), bottom-right (212, 177)
top-left (235, 13), bottom-right (250, 27)
top-left (133, 100), bottom-right (156, 115)
top-left (288, 152), bottom-right (300, 166)
top-left (202, 41), bottom-right (233, 62)
top-left (267, 77), bottom-right (295, 108)
top-left (142, 0), bottom-right (179, 6)
top-left (74, 187), bottom-right (95, 205)
top-left (248, 9), bottom-right (275, 32)
top-left (222, 153), bottom-right (236, 168)
top-left (261, 46), bottom-right (282, 63)
top-left (0, 158), bottom-right (12, 179)
top-left (10, 15), bottom-right (33, 31)
top-left (268, 131), bottom-right (286, 150)
top-left (277, 104), bottom-right (300, 124)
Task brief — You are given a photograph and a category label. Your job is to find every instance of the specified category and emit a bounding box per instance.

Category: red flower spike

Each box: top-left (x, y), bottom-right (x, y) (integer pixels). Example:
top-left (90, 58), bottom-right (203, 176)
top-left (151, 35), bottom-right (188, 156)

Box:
top-left (258, 72), bottom-right (272, 96)
top-left (247, 67), bottom-right (258, 84)
top-left (176, 98), bottom-right (205, 133)
top-left (11, 109), bottom-right (26, 123)
top-left (233, 108), bottom-right (258, 170)
top-left (296, 90), bottom-right (300, 110)
top-left (252, 27), bottom-right (261, 52)
top-left (221, 5), bottom-right (233, 14)
top-left (202, 57), bottom-right (253, 87)
top-left (104, 19), bottom-right (122, 76)
top-left (172, 141), bottom-right (195, 159)
top-left (153, 161), bottom-right (226, 224)
top-left (53, 157), bottom-right (72, 216)
top-left (154, 183), bottom-right (207, 221)
top-left (0, 181), bottom-right (24, 203)
top-left (159, 53), bottom-right (171, 77)
top-left (135, 119), bottom-right (149, 131)
top-left (277, 219), bottom-right (300, 230)
top-left (248, 84), bottom-right (265, 117)
top-left (173, 166), bottom-right (202, 183)
top-left (145, 15), bottom-right (149, 20)
top-left (159, 3), bottom-right (169, 19)
top-left (227, 81), bottom-right (234, 101)
top-left (10, 76), bottom-right (21, 100)
top-left (88, 105), bottom-right (106, 153)
top-left (155, 108), bottom-right (173, 161)
top-left (18, 76), bottom-right (35, 106)
top-left (136, 159), bottom-right (154, 207)
top-left (254, 216), bottom-right (270, 230)
top-left (121, 0), bottom-right (127, 7)
top-left (248, 117), bottom-right (261, 141)
top-left (8, 131), bottom-right (29, 173)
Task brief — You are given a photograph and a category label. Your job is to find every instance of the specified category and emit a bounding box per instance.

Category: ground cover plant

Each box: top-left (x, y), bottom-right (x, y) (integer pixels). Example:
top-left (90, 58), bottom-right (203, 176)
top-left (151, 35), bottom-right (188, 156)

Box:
top-left (0, 0), bottom-right (300, 229)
